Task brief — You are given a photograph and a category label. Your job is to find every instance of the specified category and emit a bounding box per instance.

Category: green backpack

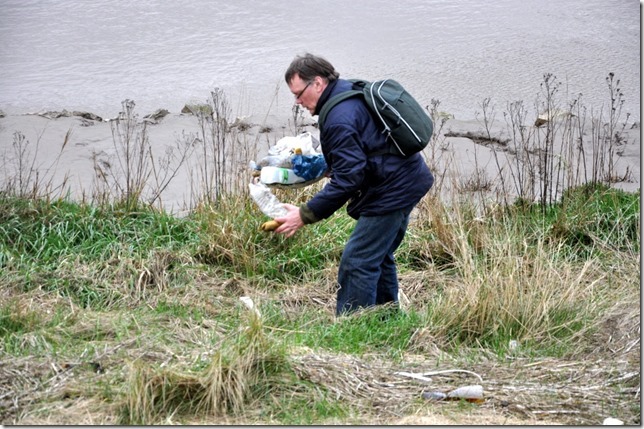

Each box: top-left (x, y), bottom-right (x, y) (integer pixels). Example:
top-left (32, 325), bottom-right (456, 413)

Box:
top-left (317, 79), bottom-right (433, 157)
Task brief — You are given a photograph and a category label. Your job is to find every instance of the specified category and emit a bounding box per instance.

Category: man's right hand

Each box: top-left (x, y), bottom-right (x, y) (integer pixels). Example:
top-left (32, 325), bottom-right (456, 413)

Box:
top-left (274, 204), bottom-right (305, 238)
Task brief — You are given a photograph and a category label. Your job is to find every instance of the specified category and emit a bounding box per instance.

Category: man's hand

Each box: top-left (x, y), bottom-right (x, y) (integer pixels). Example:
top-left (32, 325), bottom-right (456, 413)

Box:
top-left (274, 204), bottom-right (305, 238)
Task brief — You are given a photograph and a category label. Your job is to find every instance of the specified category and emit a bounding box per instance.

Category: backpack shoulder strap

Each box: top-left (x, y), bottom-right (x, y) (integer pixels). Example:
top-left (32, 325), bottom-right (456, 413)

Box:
top-left (317, 79), bottom-right (372, 132)
top-left (317, 79), bottom-right (395, 157)
top-left (317, 89), bottom-right (363, 132)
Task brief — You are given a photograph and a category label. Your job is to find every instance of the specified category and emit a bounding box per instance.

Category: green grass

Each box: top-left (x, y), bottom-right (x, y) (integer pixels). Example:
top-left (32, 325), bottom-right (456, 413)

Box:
top-left (265, 395), bottom-right (351, 425)
top-left (0, 301), bottom-right (41, 336)
top-left (1, 184), bottom-right (638, 347)
top-left (263, 304), bottom-right (423, 358)
top-left (193, 195), bottom-right (352, 283)
top-left (0, 184), bottom-right (639, 424)
top-left (0, 197), bottom-right (199, 267)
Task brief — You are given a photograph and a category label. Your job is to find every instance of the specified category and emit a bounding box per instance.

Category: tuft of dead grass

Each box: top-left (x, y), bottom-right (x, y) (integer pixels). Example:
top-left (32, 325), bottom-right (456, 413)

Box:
top-left (119, 301), bottom-right (287, 424)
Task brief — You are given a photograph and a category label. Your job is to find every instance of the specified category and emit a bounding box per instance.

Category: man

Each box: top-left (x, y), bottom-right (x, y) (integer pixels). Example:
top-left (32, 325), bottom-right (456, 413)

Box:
top-left (275, 53), bottom-right (434, 315)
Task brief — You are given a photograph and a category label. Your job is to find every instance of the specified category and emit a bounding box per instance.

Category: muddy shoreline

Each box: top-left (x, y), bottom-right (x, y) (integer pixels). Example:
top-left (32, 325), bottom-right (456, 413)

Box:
top-left (0, 107), bottom-right (640, 214)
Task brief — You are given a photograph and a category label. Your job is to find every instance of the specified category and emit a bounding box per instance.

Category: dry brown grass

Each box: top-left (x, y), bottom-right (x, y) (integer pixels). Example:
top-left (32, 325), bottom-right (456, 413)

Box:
top-left (1, 267), bottom-right (639, 425)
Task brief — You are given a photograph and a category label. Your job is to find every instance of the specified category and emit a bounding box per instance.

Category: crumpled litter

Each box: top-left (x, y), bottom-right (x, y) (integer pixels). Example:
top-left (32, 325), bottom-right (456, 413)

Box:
top-left (249, 132), bottom-right (327, 187)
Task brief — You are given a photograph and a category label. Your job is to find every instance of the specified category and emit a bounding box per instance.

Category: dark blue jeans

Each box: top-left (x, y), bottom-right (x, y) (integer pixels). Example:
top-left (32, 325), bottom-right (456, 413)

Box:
top-left (336, 206), bottom-right (413, 315)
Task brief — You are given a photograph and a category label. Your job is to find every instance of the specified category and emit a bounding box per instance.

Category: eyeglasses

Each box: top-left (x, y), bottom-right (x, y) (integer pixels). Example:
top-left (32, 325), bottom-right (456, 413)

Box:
top-left (294, 80), bottom-right (312, 100)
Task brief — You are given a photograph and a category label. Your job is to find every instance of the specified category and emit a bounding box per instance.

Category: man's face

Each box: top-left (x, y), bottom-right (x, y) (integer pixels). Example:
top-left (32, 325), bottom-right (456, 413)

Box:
top-left (288, 74), bottom-right (321, 115)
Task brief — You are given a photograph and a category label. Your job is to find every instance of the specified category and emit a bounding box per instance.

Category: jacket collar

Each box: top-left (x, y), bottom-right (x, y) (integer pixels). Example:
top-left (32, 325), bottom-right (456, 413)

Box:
top-left (314, 79), bottom-right (339, 116)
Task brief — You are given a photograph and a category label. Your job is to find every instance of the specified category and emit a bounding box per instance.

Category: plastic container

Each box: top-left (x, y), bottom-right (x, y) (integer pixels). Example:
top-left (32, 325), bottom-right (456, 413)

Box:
top-left (260, 166), bottom-right (306, 185)
top-left (421, 391), bottom-right (447, 401)
top-left (422, 385), bottom-right (484, 404)
top-left (446, 385), bottom-right (484, 403)
top-left (248, 181), bottom-right (287, 218)
top-left (257, 154), bottom-right (294, 169)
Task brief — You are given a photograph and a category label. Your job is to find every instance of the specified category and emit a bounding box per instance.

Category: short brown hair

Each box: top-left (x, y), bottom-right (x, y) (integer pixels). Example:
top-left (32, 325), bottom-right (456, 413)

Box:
top-left (284, 53), bottom-right (340, 84)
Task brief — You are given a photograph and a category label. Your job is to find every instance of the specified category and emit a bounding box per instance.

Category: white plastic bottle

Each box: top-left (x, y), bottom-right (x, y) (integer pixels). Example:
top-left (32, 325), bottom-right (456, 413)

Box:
top-left (260, 166), bottom-right (306, 185)
top-left (248, 182), bottom-right (287, 218)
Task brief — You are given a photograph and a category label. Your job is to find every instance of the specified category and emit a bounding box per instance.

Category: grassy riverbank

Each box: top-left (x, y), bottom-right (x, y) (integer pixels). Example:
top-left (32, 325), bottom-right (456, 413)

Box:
top-left (0, 74), bottom-right (640, 424)
top-left (0, 181), bottom-right (639, 425)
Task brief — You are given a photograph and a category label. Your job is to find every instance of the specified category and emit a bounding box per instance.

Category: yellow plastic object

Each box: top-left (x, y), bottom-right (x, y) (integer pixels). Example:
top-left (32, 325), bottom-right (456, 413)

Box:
top-left (260, 220), bottom-right (281, 231)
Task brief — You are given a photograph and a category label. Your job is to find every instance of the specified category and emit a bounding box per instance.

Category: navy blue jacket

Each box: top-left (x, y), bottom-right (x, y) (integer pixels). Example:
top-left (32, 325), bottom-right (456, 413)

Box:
top-left (302, 78), bottom-right (434, 222)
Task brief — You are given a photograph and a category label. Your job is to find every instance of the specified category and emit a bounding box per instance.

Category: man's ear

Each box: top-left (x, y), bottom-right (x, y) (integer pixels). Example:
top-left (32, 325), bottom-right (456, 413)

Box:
top-left (313, 76), bottom-right (326, 92)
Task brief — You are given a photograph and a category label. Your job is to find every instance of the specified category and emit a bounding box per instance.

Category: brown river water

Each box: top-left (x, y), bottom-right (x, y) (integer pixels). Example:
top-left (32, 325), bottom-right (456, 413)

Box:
top-left (0, 0), bottom-right (639, 122)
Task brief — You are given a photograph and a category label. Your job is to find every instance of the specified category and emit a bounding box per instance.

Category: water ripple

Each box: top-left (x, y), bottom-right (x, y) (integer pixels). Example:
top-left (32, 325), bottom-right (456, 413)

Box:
top-left (0, 0), bottom-right (638, 120)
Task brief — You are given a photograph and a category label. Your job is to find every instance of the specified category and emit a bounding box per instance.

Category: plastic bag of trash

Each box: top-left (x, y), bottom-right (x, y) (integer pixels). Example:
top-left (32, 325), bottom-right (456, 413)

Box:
top-left (249, 132), bottom-right (326, 189)
top-left (269, 132), bottom-right (320, 157)
top-left (250, 132), bottom-right (320, 170)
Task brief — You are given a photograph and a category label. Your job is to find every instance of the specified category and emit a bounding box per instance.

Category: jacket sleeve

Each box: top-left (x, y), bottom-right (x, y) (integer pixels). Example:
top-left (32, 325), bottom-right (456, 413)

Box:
top-left (304, 119), bottom-right (368, 222)
top-left (299, 203), bottom-right (319, 224)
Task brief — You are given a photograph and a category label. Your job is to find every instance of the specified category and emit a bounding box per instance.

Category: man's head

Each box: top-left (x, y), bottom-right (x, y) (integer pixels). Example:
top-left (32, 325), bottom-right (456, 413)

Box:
top-left (285, 53), bottom-right (339, 115)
